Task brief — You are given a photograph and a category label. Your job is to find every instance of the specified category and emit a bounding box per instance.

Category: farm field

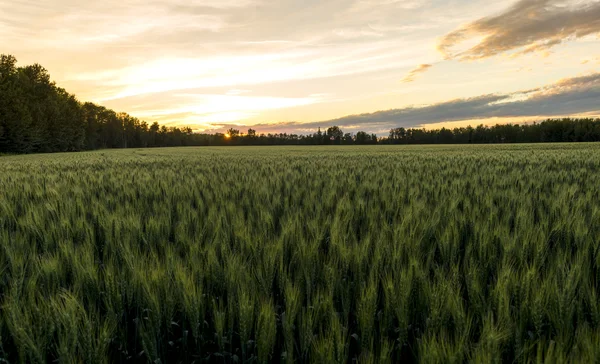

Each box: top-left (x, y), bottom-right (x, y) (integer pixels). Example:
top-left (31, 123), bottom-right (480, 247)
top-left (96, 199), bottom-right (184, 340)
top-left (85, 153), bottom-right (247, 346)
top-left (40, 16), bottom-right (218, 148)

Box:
top-left (1, 144), bottom-right (600, 363)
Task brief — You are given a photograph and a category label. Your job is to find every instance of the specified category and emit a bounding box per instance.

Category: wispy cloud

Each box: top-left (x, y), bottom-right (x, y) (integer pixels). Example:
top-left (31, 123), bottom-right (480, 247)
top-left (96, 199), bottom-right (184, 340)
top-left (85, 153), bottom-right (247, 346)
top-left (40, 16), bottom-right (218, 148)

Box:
top-left (69, 38), bottom-right (427, 103)
top-left (439, 0), bottom-right (600, 60)
top-left (401, 64), bottom-right (433, 83)
top-left (581, 56), bottom-right (600, 65)
top-left (103, 90), bottom-right (324, 129)
top-left (1, 0), bottom-right (236, 49)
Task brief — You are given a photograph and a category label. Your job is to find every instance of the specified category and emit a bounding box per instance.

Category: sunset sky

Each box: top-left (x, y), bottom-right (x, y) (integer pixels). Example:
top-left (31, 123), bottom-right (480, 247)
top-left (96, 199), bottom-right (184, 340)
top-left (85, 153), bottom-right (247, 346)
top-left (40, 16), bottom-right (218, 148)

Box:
top-left (3, 0), bottom-right (600, 134)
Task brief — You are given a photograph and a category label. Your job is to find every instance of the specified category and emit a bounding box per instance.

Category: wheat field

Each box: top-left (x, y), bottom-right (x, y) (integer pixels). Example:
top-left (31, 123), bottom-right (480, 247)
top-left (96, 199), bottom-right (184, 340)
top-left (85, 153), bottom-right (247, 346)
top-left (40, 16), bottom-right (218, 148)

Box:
top-left (1, 144), bottom-right (600, 363)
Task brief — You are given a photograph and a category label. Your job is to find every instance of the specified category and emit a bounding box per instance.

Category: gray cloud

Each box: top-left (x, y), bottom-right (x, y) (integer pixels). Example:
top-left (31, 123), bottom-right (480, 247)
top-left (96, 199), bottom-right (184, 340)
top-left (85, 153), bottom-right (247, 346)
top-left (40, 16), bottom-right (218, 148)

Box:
top-left (401, 63), bottom-right (432, 83)
top-left (439, 0), bottom-right (600, 60)
top-left (207, 72), bottom-right (600, 134)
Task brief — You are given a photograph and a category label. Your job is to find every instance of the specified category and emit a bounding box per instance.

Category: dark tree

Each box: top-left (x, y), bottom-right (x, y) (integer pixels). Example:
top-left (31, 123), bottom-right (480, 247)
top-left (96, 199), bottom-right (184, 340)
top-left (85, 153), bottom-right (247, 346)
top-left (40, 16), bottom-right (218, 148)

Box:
top-left (326, 126), bottom-right (343, 144)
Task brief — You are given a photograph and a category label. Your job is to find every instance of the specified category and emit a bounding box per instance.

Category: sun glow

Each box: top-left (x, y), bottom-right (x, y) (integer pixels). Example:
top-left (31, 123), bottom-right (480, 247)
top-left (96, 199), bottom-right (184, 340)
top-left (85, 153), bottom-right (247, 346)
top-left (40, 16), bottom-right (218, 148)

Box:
top-left (113, 93), bottom-right (325, 128)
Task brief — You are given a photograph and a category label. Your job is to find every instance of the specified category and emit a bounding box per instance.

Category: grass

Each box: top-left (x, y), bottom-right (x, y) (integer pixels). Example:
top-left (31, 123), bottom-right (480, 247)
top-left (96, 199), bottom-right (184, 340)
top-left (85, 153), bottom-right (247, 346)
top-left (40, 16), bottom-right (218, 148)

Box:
top-left (1, 144), bottom-right (600, 363)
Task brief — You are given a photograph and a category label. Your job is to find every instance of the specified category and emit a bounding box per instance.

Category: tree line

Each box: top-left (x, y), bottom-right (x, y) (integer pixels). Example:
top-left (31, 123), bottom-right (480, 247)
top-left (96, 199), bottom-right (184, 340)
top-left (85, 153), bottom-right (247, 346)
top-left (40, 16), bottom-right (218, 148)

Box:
top-left (0, 55), bottom-right (378, 153)
top-left (0, 54), bottom-right (197, 154)
top-left (384, 119), bottom-right (600, 144)
top-left (1, 54), bottom-right (599, 154)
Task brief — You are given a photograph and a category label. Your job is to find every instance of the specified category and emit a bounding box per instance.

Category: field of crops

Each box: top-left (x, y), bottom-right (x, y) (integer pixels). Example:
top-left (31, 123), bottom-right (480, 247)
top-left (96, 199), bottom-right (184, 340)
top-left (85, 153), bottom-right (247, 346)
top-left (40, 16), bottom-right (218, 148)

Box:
top-left (1, 144), bottom-right (600, 363)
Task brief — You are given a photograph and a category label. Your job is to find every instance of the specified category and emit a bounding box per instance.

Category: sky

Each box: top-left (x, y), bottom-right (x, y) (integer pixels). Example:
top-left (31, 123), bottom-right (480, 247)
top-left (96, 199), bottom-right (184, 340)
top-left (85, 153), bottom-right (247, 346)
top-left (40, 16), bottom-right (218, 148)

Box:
top-left (2, 0), bottom-right (600, 134)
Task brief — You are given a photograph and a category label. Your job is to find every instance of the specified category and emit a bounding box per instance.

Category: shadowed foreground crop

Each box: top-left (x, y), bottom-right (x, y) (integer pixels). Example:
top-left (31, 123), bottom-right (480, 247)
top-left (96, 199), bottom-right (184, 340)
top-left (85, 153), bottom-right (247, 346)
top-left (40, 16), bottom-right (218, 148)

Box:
top-left (1, 145), bottom-right (600, 363)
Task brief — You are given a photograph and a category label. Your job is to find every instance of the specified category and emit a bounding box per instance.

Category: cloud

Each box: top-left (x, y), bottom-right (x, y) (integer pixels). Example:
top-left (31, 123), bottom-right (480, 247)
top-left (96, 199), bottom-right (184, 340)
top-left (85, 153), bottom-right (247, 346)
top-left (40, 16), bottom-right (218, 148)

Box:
top-left (401, 64), bottom-right (432, 83)
top-left (439, 0), bottom-right (600, 60)
top-left (325, 72), bottom-right (600, 129)
top-left (208, 72), bottom-right (600, 134)
top-left (581, 56), bottom-right (600, 64)
top-left (71, 41), bottom-right (425, 103)
top-left (1, 0), bottom-right (233, 48)
top-left (3, 0), bottom-right (449, 125)
top-left (349, 0), bottom-right (424, 13)
top-left (102, 90), bottom-right (324, 128)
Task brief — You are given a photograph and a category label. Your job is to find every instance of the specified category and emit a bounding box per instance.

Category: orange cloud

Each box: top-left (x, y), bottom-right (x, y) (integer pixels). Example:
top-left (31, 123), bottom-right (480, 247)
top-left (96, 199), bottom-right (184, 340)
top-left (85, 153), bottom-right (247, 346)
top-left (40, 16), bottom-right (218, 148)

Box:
top-left (401, 64), bottom-right (432, 83)
top-left (438, 0), bottom-right (600, 60)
